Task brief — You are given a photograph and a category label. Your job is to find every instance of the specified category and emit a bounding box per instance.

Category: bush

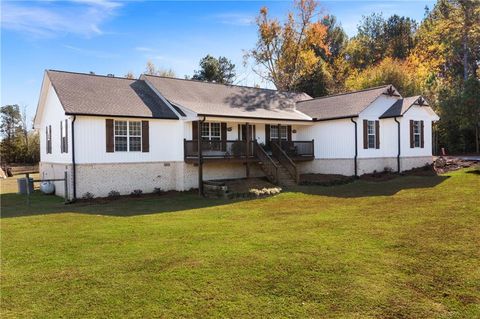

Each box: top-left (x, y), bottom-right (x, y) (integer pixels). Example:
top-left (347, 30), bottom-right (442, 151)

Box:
top-left (108, 190), bottom-right (120, 199)
top-left (383, 166), bottom-right (393, 173)
top-left (153, 187), bottom-right (164, 195)
top-left (130, 189), bottom-right (143, 197)
top-left (82, 192), bottom-right (94, 200)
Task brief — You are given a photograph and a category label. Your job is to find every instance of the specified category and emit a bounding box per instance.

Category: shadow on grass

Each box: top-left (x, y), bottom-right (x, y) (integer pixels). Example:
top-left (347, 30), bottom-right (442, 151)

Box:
top-left (1, 174), bottom-right (450, 218)
top-left (288, 174), bottom-right (450, 198)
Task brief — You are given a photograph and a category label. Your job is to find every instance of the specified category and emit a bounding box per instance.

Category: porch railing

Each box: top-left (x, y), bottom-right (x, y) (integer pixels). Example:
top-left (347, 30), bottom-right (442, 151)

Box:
top-left (272, 141), bottom-right (299, 183)
top-left (184, 139), bottom-right (256, 160)
top-left (277, 140), bottom-right (314, 158)
top-left (254, 141), bottom-right (278, 184)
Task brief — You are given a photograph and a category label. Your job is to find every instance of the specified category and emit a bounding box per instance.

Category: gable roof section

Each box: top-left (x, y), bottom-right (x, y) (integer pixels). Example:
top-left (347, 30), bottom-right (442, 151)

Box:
top-left (296, 85), bottom-right (393, 121)
top-left (46, 70), bottom-right (178, 119)
top-left (143, 75), bottom-right (312, 121)
top-left (380, 96), bottom-right (429, 118)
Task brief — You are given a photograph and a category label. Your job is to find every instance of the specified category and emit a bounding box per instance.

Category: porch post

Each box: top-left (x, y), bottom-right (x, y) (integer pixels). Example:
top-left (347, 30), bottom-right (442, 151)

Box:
top-left (198, 119), bottom-right (204, 196)
top-left (245, 122), bottom-right (250, 178)
top-left (277, 124), bottom-right (281, 144)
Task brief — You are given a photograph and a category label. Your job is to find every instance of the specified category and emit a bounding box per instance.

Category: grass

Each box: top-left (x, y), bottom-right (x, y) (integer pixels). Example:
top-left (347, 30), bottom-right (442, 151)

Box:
top-left (1, 168), bottom-right (479, 318)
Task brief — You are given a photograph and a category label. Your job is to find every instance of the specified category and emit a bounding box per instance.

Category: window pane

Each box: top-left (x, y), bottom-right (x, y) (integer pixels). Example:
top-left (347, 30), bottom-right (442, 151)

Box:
top-left (115, 136), bottom-right (127, 151)
top-left (368, 135), bottom-right (375, 148)
top-left (115, 121), bottom-right (127, 136)
top-left (129, 121), bottom-right (141, 136)
top-left (270, 126), bottom-right (278, 139)
top-left (280, 126), bottom-right (287, 139)
top-left (413, 121), bottom-right (420, 134)
top-left (367, 121), bottom-right (375, 134)
top-left (211, 123), bottom-right (220, 138)
top-left (129, 136), bottom-right (141, 151)
top-left (201, 122), bottom-right (210, 138)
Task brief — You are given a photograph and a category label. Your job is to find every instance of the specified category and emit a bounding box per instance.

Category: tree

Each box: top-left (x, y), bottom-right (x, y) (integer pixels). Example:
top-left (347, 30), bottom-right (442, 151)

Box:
top-left (144, 60), bottom-right (176, 77)
top-left (0, 105), bottom-right (22, 163)
top-left (384, 15), bottom-right (417, 60)
top-left (345, 57), bottom-right (421, 96)
top-left (246, 0), bottom-right (330, 91)
top-left (192, 55), bottom-right (236, 84)
top-left (124, 72), bottom-right (135, 79)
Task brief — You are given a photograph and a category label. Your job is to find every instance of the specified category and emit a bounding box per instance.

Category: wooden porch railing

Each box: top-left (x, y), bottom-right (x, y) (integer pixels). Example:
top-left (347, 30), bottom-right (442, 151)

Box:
top-left (277, 140), bottom-right (314, 158)
top-left (271, 141), bottom-right (299, 183)
top-left (254, 141), bottom-right (279, 184)
top-left (184, 139), bottom-right (255, 160)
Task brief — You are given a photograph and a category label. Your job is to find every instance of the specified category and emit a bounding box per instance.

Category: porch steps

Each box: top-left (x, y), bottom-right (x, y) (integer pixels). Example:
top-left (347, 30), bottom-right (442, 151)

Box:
top-left (260, 158), bottom-right (297, 187)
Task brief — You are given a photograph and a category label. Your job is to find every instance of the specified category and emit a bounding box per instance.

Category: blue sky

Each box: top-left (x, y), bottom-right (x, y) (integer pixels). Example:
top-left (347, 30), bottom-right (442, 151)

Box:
top-left (1, 0), bottom-right (435, 121)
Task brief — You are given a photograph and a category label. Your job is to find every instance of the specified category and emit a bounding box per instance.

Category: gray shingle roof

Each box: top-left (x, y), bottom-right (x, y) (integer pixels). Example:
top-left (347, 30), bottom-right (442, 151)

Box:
top-left (143, 75), bottom-right (312, 121)
top-left (380, 96), bottom-right (427, 118)
top-left (47, 70), bottom-right (178, 119)
top-left (296, 85), bottom-right (391, 121)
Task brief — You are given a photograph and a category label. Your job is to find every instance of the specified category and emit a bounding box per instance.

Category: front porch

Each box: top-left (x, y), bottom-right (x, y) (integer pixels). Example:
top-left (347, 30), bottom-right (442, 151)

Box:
top-left (183, 139), bottom-right (315, 163)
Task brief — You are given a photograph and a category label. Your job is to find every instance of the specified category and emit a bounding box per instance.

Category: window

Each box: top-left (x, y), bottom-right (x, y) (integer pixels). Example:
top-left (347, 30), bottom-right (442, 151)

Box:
top-left (60, 120), bottom-right (68, 153)
top-left (114, 120), bottom-right (141, 152)
top-left (270, 125), bottom-right (287, 140)
top-left (46, 125), bottom-right (52, 154)
top-left (413, 121), bottom-right (421, 148)
top-left (367, 121), bottom-right (376, 149)
top-left (201, 122), bottom-right (221, 140)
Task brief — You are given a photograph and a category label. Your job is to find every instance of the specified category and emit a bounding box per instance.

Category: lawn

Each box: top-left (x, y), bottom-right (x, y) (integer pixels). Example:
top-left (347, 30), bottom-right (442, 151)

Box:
top-left (1, 168), bottom-right (479, 318)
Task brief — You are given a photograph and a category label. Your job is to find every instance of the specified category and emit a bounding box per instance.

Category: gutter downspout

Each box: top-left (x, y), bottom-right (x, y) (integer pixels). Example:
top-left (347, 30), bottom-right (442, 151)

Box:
top-left (350, 117), bottom-right (358, 177)
top-left (71, 115), bottom-right (77, 201)
top-left (198, 116), bottom-right (206, 197)
top-left (394, 117), bottom-right (401, 173)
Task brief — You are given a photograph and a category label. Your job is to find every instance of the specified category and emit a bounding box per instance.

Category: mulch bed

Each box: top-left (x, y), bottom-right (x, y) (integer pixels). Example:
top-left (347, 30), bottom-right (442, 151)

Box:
top-left (300, 173), bottom-right (355, 186)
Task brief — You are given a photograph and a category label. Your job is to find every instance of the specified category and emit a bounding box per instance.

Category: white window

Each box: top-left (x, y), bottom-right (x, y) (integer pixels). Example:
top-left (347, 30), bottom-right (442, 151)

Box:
top-left (114, 120), bottom-right (142, 152)
top-left (270, 125), bottom-right (287, 140)
top-left (201, 122), bottom-right (221, 141)
top-left (46, 125), bottom-right (52, 154)
top-left (367, 121), bottom-right (376, 149)
top-left (413, 121), bottom-right (421, 148)
top-left (60, 120), bottom-right (68, 153)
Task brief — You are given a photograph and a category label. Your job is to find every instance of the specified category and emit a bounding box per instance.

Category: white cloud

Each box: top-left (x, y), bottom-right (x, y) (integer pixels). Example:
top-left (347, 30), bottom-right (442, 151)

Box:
top-left (63, 45), bottom-right (119, 59)
top-left (1, 0), bottom-right (122, 38)
top-left (212, 13), bottom-right (255, 26)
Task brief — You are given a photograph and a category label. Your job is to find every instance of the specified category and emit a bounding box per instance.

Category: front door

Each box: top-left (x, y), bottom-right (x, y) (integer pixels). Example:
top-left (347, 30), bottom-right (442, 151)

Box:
top-left (240, 124), bottom-right (256, 141)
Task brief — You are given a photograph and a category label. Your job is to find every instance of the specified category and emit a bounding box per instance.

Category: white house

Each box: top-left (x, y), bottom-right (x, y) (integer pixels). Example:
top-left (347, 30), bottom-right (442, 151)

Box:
top-left (34, 70), bottom-right (439, 200)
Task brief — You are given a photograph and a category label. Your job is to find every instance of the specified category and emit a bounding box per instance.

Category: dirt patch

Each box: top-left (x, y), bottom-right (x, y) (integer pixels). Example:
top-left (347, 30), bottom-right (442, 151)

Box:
top-left (300, 173), bottom-right (355, 186)
top-left (360, 170), bottom-right (398, 182)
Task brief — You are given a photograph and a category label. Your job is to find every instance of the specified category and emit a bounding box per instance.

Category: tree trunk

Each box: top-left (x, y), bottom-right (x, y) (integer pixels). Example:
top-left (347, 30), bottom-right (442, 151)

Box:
top-left (476, 123), bottom-right (479, 154)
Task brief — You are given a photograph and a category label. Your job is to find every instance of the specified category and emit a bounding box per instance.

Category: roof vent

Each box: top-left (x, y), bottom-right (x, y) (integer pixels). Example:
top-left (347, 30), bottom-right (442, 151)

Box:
top-left (89, 71), bottom-right (96, 75)
top-left (107, 74), bottom-right (114, 77)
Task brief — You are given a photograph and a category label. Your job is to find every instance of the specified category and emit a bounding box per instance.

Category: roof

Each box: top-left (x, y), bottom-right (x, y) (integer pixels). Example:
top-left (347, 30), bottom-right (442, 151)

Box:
top-left (296, 85), bottom-right (392, 121)
top-left (47, 70), bottom-right (178, 119)
top-left (380, 96), bottom-right (428, 118)
top-left (143, 75), bottom-right (312, 121)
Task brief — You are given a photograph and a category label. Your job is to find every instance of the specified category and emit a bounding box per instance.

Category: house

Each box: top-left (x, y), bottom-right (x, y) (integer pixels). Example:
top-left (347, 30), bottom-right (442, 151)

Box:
top-left (34, 70), bottom-right (439, 200)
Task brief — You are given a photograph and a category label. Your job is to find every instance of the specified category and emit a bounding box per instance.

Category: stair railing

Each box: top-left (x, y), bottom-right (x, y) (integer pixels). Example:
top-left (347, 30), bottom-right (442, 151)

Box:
top-left (254, 141), bottom-right (279, 184)
top-left (271, 142), bottom-right (299, 184)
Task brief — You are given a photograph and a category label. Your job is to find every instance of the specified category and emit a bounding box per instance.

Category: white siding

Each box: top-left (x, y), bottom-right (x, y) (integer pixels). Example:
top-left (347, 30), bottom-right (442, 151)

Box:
top-left (296, 118), bottom-right (355, 158)
top-left (358, 95), bottom-right (400, 159)
top-left (39, 85), bottom-right (72, 164)
top-left (75, 116), bottom-right (184, 163)
top-left (401, 105), bottom-right (434, 157)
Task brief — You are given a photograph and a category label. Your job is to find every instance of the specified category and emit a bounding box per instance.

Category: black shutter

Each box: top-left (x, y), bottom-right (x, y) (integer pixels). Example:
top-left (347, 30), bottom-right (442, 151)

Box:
top-left (375, 120), bottom-right (380, 149)
top-left (410, 120), bottom-right (414, 148)
top-left (363, 120), bottom-right (368, 149)
top-left (65, 119), bottom-right (68, 153)
top-left (287, 125), bottom-right (292, 141)
top-left (60, 120), bottom-right (63, 153)
top-left (106, 119), bottom-right (114, 152)
top-left (265, 124), bottom-right (270, 147)
top-left (142, 120), bottom-right (149, 152)
top-left (221, 122), bottom-right (227, 151)
top-left (420, 120), bottom-right (425, 148)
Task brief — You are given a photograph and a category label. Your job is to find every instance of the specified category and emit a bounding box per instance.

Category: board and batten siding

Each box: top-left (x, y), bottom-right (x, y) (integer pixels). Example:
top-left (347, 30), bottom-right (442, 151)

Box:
top-left (357, 95), bottom-right (400, 159)
top-left (74, 116), bottom-right (184, 164)
top-left (296, 118), bottom-right (355, 159)
top-left (39, 84), bottom-right (72, 164)
top-left (400, 105), bottom-right (434, 157)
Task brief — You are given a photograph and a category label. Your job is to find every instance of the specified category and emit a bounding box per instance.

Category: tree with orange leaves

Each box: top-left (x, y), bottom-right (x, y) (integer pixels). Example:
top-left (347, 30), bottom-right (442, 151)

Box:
top-left (246, 0), bottom-right (330, 91)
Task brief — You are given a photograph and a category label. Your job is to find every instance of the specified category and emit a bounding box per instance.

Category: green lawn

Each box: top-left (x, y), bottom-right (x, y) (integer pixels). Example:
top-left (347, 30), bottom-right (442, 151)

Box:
top-left (1, 168), bottom-right (479, 318)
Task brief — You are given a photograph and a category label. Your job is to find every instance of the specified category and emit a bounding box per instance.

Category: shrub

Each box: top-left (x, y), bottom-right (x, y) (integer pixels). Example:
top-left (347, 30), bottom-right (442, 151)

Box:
top-left (153, 187), bottom-right (164, 195)
top-left (108, 190), bottom-right (120, 199)
top-left (384, 166), bottom-right (393, 173)
top-left (82, 192), bottom-right (94, 200)
top-left (131, 189), bottom-right (143, 197)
